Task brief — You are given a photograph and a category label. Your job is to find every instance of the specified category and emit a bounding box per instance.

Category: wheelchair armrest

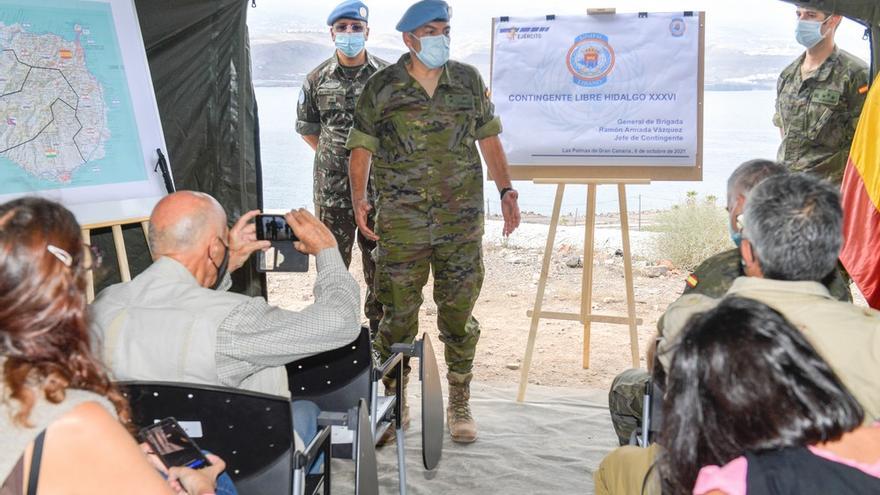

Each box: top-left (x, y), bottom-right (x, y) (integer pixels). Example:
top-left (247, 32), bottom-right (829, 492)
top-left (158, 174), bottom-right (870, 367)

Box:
top-left (293, 423), bottom-right (332, 470)
top-left (389, 339), bottom-right (426, 381)
top-left (375, 352), bottom-right (404, 380)
top-left (375, 352), bottom-right (406, 432)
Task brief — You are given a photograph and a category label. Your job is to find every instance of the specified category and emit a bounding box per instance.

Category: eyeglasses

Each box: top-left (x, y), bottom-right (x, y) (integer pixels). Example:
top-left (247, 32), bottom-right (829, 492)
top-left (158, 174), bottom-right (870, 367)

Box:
top-left (333, 22), bottom-right (366, 33)
top-left (46, 243), bottom-right (103, 271)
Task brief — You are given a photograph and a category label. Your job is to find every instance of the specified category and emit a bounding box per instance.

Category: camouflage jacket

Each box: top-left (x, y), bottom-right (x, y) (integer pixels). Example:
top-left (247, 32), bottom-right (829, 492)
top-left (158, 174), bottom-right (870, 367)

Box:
top-left (296, 52), bottom-right (388, 208)
top-left (345, 53), bottom-right (502, 246)
top-left (658, 247), bottom-right (853, 334)
top-left (681, 247), bottom-right (851, 302)
top-left (773, 47), bottom-right (869, 184)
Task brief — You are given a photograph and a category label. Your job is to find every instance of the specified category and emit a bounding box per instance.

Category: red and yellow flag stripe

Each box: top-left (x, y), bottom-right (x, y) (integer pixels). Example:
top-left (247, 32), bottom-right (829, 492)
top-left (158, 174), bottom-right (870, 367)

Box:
top-left (840, 75), bottom-right (880, 309)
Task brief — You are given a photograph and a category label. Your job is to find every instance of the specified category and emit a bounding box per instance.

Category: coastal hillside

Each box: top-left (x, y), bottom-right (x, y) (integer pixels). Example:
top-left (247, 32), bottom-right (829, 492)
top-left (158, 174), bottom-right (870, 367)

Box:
top-left (251, 27), bottom-right (805, 91)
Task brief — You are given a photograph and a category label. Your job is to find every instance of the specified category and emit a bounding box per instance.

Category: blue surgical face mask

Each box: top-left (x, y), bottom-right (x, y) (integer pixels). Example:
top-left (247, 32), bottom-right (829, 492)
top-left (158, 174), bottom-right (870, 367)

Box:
top-left (795, 18), bottom-right (829, 49)
top-left (729, 223), bottom-right (743, 248)
top-left (729, 213), bottom-right (744, 248)
top-left (411, 34), bottom-right (450, 69)
top-left (335, 32), bottom-right (366, 58)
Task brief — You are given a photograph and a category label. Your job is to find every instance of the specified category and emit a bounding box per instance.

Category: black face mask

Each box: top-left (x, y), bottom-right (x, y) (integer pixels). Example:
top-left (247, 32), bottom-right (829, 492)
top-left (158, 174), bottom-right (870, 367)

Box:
top-left (209, 238), bottom-right (230, 290)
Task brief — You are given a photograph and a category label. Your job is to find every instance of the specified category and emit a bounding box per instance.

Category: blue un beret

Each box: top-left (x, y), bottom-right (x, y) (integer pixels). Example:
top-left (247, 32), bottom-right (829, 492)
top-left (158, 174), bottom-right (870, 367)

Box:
top-left (396, 0), bottom-right (451, 32)
top-left (327, 0), bottom-right (369, 26)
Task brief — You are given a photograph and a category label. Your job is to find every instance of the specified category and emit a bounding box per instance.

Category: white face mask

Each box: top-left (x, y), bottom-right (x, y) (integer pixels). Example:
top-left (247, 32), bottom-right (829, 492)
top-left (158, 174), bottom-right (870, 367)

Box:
top-left (795, 16), bottom-right (831, 49)
top-left (410, 33), bottom-right (450, 69)
top-left (335, 32), bottom-right (366, 58)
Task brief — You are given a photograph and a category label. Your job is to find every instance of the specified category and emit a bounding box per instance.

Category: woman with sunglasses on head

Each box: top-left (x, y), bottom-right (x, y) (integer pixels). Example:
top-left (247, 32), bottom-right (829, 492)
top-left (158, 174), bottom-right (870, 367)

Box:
top-left (658, 296), bottom-right (880, 495)
top-left (0, 197), bottom-right (225, 495)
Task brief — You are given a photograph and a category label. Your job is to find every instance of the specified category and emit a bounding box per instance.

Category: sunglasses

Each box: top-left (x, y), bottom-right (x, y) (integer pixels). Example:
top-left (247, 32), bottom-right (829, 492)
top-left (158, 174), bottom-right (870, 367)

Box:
top-left (333, 22), bottom-right (366, 33)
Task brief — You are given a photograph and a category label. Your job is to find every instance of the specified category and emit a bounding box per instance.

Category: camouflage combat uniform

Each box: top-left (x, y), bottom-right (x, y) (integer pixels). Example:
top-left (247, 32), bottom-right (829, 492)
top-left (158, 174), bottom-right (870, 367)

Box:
top-left (774, 47), bottom-right (869, 184)
top-left (681, 248), bottom-right (852, 302)
top-left (608, 247), bottom-right (853, 445)
top-left (345, 53), bottom-right (502, 374)
top-left (296, 52), bottom-right (388, 323)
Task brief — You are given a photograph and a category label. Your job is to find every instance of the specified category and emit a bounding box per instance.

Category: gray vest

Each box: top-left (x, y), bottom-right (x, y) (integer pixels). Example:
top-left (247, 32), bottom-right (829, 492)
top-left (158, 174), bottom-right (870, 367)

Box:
top-left (90, 257), bottom-right (289, 397)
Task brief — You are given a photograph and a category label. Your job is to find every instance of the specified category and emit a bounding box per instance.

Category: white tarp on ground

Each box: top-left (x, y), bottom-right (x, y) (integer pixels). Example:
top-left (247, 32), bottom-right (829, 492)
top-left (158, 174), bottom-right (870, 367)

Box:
top-left (332, 381), bottom-right (618, 494)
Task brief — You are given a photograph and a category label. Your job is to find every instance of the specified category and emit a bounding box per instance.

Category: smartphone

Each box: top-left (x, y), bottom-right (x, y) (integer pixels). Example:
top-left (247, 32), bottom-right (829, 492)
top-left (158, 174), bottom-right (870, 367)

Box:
top-left (256, 214), bottom-right (297, 242)
top-left (255, 213), bottom-right (308, 272)
top-left (140, 417), bottom-right (211, 470)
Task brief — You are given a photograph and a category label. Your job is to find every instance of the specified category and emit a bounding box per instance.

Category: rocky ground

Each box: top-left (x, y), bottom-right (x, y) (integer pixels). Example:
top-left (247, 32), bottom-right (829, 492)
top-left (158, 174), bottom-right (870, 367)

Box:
top-left (267, 214), bottom-right (686, 392)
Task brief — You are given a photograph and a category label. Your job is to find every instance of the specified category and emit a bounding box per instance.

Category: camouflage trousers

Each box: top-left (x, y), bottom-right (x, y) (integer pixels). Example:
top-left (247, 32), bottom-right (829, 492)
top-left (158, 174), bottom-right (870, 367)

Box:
top-left (374, 239), bottom-right (483, 375)
top-left (608, 368), bottom-right (651, 445)
top-left (316, 205), bottom-right (383, 323)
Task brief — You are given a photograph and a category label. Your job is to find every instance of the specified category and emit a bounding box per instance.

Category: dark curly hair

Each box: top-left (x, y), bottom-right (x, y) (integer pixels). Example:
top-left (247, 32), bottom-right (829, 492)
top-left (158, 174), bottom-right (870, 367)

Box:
top-left (657, 296), bottom-right (863, 494)
top-left (0, 197), bottom-right (130, 427)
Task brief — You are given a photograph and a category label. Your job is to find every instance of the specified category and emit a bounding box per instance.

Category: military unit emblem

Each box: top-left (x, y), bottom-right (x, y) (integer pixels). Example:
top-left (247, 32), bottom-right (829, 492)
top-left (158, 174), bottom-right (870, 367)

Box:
top-left (566, 33), bottom-right (615, 87)
top-left (669, 17), bottom-right (686, 37)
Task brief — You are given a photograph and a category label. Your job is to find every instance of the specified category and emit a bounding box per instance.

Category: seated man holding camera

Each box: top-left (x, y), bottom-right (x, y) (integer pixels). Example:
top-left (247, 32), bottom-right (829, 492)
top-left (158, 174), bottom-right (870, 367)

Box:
top-left (91, 191), bottom-right (362, 447)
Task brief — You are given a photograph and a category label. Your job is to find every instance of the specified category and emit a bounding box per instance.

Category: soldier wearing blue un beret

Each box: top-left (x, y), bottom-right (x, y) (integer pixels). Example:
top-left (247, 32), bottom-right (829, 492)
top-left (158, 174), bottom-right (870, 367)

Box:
top-left (326, 0), bottom-right (369, 25)
top-left (296, 0), bottom-right (388, 336)
top-left (395, 0), bottom-right (450, 32)
top-left (346, 0), bottom-right (522, 447)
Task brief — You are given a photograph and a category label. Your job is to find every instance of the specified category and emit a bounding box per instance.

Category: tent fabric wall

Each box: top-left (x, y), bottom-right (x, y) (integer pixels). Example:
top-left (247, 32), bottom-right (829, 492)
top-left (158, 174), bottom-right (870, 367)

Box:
top-left (92, 0), bottom-right (264, 296)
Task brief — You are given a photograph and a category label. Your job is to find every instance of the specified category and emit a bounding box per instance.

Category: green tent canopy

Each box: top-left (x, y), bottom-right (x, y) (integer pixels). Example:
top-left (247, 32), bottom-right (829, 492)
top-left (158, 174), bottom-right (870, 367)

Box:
top-left (91, 0), bottom-right (264, 297)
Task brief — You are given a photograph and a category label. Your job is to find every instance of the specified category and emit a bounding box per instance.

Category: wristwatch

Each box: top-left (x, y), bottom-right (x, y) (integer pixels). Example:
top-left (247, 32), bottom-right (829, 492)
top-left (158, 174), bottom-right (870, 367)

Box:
top-left (499, 187), bottom-right (515, 200)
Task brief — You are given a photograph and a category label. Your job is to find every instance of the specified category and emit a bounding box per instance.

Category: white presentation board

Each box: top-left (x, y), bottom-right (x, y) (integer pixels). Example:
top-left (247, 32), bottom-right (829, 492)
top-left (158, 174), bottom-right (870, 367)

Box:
top-left (0, 0), bottom-right (169, 225)
top-left (491, 12), bottom-right (704, 180)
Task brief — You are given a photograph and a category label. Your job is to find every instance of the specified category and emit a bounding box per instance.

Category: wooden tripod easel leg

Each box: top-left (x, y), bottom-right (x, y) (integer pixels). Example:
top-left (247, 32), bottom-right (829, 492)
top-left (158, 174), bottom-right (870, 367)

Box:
top-left (112, 224), bottom-right (132, 282)
top-left (581, 184), bottom-right (597, 369)
top-left (517, 184), bottom-right (565, 402)
top-left (618, 185), bottom-right (640, 367)
top-left (141, 221), bottom-right (152, 257)
top-left (82, 228), bottom-right (95, 303)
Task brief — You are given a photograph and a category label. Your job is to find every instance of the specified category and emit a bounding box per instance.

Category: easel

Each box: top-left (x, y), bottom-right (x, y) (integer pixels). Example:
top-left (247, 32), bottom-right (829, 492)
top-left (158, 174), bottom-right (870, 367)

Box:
top-left (81, 217), bottom-right (151, 302)
top-left (516, 179), bottom-right (649, 402)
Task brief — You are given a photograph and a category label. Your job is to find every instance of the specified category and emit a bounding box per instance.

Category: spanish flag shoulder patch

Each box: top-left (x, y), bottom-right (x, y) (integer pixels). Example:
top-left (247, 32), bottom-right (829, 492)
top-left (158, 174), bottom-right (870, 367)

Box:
top-left (686, 274), bottom-right (699, 288)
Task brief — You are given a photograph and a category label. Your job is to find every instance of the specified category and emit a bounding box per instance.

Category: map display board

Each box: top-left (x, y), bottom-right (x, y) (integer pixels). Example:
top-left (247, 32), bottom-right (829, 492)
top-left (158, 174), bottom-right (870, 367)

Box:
top-left (491, 12), bottom-right (705, 181)
top-left (0, 0), bottom-right (168, 224)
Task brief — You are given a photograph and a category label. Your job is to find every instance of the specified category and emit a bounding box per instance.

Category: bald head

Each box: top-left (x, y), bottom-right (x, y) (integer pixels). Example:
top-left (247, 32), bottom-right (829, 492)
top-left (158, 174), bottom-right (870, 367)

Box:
top-left (148, 191), bottom-right (227, 257)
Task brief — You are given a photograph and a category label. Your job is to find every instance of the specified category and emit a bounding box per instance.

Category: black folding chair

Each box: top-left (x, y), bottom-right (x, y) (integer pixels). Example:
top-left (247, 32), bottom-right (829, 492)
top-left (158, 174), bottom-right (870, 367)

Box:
top-left (628, 379), bottom-right (663, 447)
top-left (628, 352), bottom-right (666, 448)
top-left (119, 381), bottom-right (360, 495)
top-left (287, 327), bottom-right (444, 495)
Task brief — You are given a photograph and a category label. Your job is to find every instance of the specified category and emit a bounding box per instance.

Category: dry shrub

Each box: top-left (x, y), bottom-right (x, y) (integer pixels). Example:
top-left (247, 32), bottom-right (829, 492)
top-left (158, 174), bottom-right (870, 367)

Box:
top-left (649, 195), bottom-right (732, 271)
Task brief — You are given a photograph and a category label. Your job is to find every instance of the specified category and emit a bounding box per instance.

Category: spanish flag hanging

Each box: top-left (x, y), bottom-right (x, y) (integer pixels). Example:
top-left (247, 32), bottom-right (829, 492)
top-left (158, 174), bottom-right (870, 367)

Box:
top-left (840, 75), bottom-right (880, 309)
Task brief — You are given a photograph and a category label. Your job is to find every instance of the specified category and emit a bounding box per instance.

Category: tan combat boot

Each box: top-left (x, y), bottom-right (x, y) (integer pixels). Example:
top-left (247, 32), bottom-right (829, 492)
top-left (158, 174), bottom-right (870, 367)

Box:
top-left (377, 373), bottom-right (410, 446)
top-left (447, 371), bottom-right (477, 443)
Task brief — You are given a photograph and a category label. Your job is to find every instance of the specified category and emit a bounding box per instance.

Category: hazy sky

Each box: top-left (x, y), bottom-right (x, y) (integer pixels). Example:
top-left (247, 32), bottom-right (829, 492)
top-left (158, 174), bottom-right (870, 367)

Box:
top-left (248, 0), bottom-right (871, 58)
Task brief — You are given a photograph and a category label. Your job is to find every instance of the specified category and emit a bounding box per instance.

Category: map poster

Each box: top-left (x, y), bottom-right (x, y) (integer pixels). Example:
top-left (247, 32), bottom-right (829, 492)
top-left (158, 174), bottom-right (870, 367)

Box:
top-left (491, 12), bottom-right (703, 176)
top-left (0, 0), bottom-right (168, 225)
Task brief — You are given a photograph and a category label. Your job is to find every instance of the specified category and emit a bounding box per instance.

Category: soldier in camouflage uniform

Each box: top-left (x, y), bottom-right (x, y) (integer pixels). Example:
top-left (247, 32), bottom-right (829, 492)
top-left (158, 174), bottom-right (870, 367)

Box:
top-left (608, 159), bottom-right (852, 445)
top-left (296, 0), bottom-right (388, 330)
top-left (680, 248), bottom-right (851, 301)
top-left (774, 6), bottom-right (869, 184)
top-left (345, 0), bottom-right (521, 444)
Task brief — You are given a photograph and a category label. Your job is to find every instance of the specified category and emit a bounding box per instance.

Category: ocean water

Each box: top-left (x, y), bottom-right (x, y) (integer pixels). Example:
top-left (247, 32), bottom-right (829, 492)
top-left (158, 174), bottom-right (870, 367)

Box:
top-left (257, 87), bottom-right (779, 215)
